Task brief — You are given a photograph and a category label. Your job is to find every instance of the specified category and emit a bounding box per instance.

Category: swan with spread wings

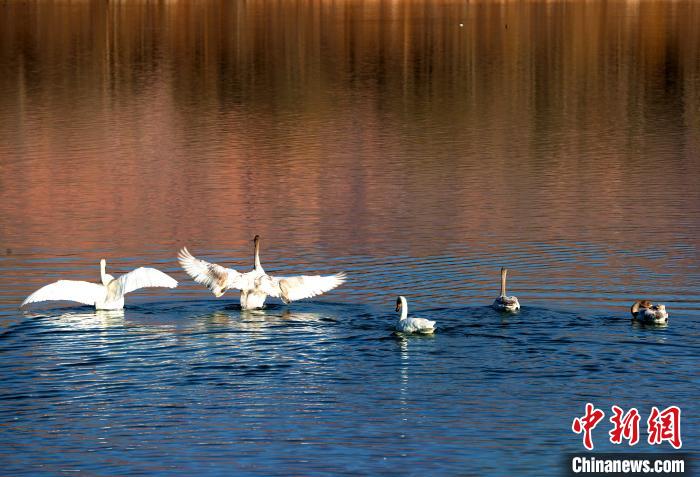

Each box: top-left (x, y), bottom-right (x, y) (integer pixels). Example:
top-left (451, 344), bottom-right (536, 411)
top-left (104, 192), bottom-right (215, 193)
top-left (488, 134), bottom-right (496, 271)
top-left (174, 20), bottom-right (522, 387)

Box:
top-left (21, 259), bottom-right (177, 310)
top-left (178, 235), bottom-right (346, 310)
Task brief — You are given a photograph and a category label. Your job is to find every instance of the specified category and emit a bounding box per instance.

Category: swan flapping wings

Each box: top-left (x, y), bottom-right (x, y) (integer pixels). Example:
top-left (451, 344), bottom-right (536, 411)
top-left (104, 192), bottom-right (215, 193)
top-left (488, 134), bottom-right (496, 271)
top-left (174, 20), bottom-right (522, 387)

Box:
top-left (178, 246), bottom-right (346, 304)
top-left (21, 280), bottom-right (107, 307)
top-left (177, 247), bottom-right (243, 297)
top-left (257, 273), bottom-right (347, 303)
top-left (21, 260), bottom-right (179, 310)
top-left (107, 267), bottom-right (179, 300)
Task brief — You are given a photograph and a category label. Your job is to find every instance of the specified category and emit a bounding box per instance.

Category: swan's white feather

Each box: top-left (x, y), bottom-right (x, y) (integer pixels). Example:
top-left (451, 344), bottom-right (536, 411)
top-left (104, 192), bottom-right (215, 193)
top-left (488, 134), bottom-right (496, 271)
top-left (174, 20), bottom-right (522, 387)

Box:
top-left (177, 247), bottom-right (243, 296)
top-left (259, 272), bottom-right (346, 303)
top-left (109, 267), bottom-right (178, 299)
top-left (396, 317), bottom-right (436, 334)
top-left (179, 241), bottom-right (346, 308)
top-left (21, 280), bottom-right (106, 307)
top-left (637, 305), bottom-right (668, 323)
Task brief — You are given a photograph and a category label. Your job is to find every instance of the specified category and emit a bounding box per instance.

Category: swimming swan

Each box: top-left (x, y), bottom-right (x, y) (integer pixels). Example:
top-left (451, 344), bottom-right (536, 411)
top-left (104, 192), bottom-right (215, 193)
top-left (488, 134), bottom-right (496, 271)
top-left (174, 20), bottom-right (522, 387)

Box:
top-left (395, 296), bottom-right (436, 334)
top-left (178, 235), bottom-right (346, 310)
top-left (492, 267), bottom-right (520, 312)
top-left (630, 300), bottom-right (668, 324)
top-left (21, 259), bottom-right (178, 310)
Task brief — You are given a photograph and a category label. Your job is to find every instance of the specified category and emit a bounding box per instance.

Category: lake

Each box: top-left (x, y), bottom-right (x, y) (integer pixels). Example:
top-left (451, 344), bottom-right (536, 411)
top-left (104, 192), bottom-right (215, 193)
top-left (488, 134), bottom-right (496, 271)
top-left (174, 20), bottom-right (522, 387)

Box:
top-left (0, 1), bottom-right (698, 475)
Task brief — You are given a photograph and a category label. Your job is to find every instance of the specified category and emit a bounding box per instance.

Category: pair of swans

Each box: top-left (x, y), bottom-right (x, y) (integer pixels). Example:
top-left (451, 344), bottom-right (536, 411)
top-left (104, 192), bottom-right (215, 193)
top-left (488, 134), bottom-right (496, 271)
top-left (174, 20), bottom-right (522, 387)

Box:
top-left (488, 269), bottom-right (670, 323)
top-left (21, 236), bottom-right (346, 311)
top-left (394, 267), bottom-right (519, 334)
top-left (489, 269), bottom-right (671, 323)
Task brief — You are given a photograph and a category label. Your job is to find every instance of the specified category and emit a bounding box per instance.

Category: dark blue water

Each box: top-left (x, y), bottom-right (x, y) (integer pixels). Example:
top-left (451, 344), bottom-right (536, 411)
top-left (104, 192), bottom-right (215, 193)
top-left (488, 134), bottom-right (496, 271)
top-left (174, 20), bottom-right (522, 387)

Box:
top-left (1, 0), bottom-right (699, 475)
top-left (2, 283), bottom-right (699, 475)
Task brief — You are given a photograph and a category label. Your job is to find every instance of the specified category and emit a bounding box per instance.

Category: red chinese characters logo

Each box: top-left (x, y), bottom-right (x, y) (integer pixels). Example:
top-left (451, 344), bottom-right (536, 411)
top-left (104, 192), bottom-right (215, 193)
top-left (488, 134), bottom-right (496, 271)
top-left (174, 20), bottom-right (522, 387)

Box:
top-left (647, 406), bottom-right (682, 449)
top-left (572, 403), bottom-right (605, 450)
top-left (572, 404), bottom-right (682, 450)
top-left (609, 405), bottom-right (640, 445)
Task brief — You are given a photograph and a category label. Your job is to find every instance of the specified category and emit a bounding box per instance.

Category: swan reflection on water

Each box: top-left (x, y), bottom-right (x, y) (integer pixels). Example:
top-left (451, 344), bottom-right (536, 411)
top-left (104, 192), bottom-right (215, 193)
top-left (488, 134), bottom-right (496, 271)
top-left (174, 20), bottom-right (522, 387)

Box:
top-left (630, 318), bottom-right (669, 330)
top-left (399, 337), bottom-right (409, 409)
top-left (192, 306), bottom-right (329, 331)
top-left (23, 309), bottom-right (127, 329)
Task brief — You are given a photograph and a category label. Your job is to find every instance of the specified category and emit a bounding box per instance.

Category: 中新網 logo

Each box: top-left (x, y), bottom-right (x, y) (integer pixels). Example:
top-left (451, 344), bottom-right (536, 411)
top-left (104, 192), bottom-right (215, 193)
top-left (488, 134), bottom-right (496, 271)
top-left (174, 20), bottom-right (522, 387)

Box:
top-left (572, 403), bottom-right (681, 450)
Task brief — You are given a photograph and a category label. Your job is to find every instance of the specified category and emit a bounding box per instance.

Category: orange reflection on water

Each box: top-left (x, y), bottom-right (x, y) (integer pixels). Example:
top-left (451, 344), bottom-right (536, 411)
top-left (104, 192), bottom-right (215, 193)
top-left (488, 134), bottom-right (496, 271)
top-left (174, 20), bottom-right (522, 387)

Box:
top-left (0, 0), bottom-right (698, 267)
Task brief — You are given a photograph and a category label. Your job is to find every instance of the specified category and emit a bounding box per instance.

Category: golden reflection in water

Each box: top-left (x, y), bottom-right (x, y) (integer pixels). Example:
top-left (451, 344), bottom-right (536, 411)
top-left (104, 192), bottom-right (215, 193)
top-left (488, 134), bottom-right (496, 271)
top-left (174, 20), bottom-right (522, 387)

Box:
top-left (0, 0), bottom-right (698, 259)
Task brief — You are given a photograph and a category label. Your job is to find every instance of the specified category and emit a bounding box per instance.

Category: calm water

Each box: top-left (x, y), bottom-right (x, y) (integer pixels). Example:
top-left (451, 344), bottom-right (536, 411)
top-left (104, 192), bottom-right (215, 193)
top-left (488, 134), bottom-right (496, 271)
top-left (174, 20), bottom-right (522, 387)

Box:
top-left (1, 1), bottom-right (699, 475)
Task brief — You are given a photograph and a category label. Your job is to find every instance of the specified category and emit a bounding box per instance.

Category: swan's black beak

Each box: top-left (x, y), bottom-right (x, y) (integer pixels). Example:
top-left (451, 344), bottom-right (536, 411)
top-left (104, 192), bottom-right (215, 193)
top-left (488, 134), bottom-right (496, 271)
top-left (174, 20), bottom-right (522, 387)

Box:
top-left (395, 299), bottom-right (402, 312)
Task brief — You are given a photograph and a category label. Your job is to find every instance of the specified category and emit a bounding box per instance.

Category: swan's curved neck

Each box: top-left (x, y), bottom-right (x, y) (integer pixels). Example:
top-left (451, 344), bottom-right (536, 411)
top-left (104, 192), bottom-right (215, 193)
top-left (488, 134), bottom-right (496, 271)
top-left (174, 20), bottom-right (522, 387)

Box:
top-left (100, 259), bottom-right (109, 286)
top-left (500, 268), bottom-right (507, 296)
top-left (399, 296), bottom-right (408, 320)
top-left (631, 300), bottom-right (641, 317)
top-left (253, 237), bottom-right (262, 270)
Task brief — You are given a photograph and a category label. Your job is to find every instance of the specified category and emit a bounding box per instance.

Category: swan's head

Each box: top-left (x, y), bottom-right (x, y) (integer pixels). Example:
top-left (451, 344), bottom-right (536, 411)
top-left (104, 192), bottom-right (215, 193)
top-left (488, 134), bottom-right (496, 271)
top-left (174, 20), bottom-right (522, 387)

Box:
top-left (395, 296), bottom-right (406, 312)
top-left (253, 235), bottom-right (260, 244)
top-left (100, 258), bottom-right (106, 268)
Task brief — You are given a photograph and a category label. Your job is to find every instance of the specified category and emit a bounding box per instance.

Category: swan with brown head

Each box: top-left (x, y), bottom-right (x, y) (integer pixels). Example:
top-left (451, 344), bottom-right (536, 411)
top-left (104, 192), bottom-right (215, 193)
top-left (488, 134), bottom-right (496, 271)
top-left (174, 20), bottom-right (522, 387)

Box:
top-left (630, 300), bottom-right (668, 324)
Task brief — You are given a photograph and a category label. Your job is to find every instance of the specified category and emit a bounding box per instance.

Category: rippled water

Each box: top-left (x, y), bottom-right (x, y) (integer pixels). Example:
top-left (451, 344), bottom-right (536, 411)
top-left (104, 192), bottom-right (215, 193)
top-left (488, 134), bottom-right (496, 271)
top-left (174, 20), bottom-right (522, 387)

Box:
top-left (1, 1), bottom-right (699, 475)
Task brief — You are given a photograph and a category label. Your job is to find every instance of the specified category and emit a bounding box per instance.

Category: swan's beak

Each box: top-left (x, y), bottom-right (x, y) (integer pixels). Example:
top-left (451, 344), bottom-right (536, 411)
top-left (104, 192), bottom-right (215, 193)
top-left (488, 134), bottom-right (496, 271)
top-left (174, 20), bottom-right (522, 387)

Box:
top-left (395, 303), bottom-right (401, 312)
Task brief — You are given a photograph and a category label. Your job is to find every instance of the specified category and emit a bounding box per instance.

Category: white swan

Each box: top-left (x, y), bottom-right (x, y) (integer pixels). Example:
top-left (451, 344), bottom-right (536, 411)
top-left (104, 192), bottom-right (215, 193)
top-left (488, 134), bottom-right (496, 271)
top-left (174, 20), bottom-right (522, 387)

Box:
top-left (395, 296), bottom-right (436, 334)
top-left (21, 259), bottom-right (178, 310)
top-left (178, 235), bottom-right (346, 310)
top-left (492, 267), bottom-right (520, 311)
top-left (631, 300), bottom-right (668, 324)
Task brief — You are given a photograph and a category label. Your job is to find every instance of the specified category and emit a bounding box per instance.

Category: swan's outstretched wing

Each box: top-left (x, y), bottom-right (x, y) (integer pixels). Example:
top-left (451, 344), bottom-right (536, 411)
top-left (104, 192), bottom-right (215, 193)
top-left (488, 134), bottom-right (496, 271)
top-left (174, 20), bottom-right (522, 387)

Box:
top-left (109, 267), bottom-right (178, 299)
top-left (21, 280), bottom-right (106, 307)
top-left (260, 272), bottom-right (346, 303)
top-left (177, 247), bottom-right (242, 297)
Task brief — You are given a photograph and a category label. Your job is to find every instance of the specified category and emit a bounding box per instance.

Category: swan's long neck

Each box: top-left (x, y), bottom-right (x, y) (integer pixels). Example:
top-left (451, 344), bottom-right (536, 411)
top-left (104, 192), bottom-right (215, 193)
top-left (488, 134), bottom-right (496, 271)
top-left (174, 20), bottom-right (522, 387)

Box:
top-left (631, 300), bottom-right (641, 317)
top-left (253, 237), bottom-right (262, 271)
top-left (100, 259), bottom-right (109, 286)
top-left (500, 268), bottom-right (507, 296)
top-left (399, 296), bottom-right (408, 320)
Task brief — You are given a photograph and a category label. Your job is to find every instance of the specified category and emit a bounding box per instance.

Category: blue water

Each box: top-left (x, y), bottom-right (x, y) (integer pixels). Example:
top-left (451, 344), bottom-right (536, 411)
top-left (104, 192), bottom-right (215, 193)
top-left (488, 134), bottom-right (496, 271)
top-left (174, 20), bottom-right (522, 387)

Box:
top-left (2, 287), bottom-right (698, 475)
